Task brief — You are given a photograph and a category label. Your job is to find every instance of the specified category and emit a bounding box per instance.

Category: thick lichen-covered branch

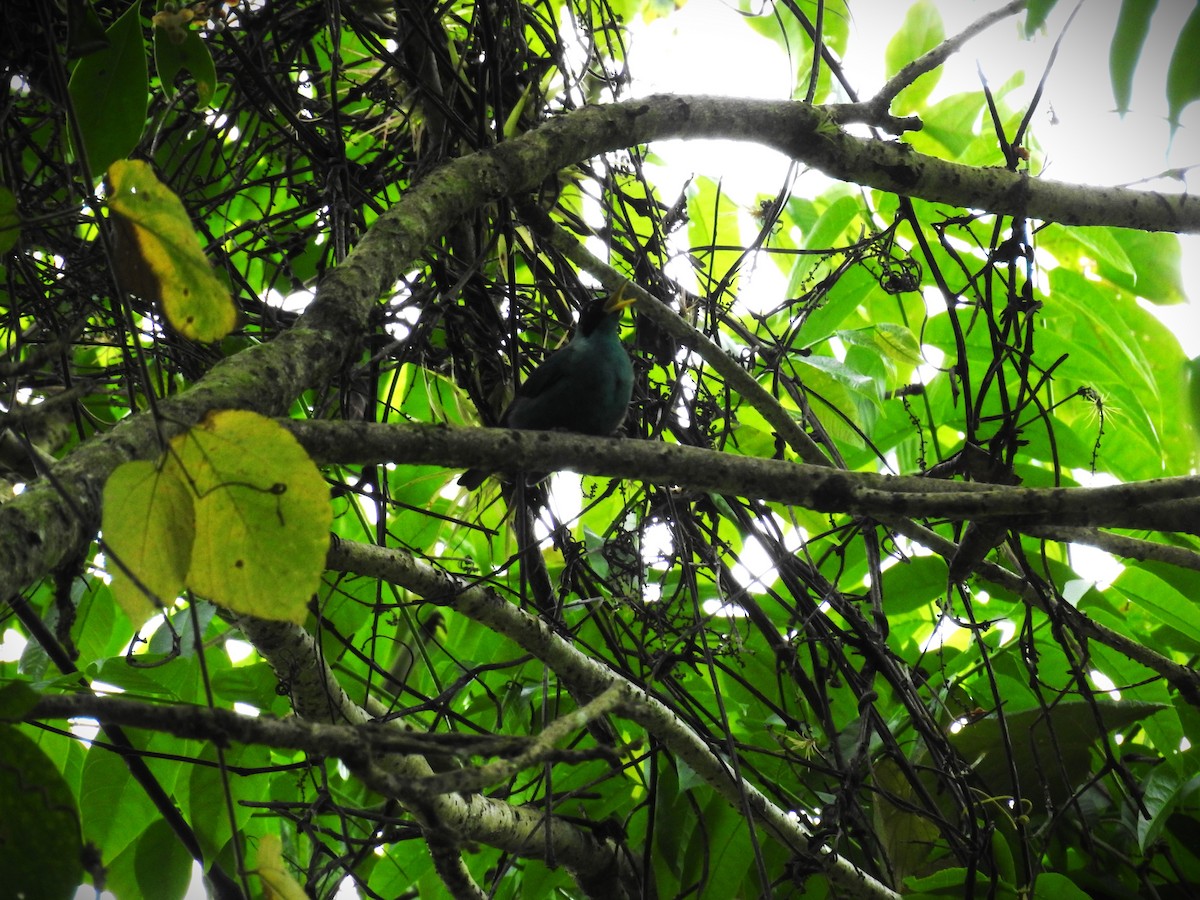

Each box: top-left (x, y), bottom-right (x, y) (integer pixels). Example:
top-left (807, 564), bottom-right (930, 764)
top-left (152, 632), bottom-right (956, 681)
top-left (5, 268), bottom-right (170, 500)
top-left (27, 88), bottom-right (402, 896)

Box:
top-left (4, 92), bottom-right (1197, 601)
top-left (286, 420), bottom-right (1200, 534)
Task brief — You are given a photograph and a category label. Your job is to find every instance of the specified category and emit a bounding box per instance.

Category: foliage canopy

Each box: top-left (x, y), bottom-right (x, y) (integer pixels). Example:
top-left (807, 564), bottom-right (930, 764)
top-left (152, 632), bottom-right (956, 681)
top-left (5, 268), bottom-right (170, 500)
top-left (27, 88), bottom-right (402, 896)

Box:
top-left (2, 1), bottom-right (1200, 898)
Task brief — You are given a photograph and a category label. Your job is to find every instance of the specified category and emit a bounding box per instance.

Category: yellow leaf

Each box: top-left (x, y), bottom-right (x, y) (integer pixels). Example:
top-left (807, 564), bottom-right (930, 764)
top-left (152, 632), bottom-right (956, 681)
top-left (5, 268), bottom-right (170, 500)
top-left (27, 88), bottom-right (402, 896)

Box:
top-left (253, 834), bottom-right (308, 900)
top-left (107, 159), bottom-right (235, 342)
top-left (172, 410), bottom-right (331, 623)
top-left (102, 459), bottom-right (194, 627)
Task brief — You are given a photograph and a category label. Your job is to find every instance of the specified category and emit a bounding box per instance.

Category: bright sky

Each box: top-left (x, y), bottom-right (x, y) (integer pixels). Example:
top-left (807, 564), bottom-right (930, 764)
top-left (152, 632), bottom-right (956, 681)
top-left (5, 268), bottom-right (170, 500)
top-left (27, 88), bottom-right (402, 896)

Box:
top-left (626, 0), bottom-right (1200, 352)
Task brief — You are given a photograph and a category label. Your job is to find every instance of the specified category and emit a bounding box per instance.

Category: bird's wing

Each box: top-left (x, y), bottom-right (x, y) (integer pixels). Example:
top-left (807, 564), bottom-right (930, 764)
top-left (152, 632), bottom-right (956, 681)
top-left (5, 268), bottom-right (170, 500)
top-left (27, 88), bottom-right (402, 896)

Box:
top-left (511, 342), bottom-right (579, 402)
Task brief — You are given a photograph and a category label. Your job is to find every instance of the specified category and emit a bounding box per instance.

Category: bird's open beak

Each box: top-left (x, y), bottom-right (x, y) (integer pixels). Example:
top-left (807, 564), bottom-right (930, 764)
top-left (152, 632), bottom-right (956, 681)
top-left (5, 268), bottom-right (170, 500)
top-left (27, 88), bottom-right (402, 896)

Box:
top-left (604, 281), bottom-right (638, 313)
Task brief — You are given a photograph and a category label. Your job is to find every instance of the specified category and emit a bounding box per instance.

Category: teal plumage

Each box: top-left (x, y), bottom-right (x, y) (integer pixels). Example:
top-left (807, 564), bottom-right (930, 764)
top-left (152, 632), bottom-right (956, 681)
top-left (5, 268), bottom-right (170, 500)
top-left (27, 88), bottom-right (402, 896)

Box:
top-left (459, 288), bottom-right (635, 490)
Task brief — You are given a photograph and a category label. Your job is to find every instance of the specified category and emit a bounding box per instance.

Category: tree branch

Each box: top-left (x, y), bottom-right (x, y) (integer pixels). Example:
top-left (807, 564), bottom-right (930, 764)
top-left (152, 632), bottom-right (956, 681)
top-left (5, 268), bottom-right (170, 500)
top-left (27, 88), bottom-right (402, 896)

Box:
top-left (286, 420), bottom-right (1200, 534)
top-left (869, 0), bottom-right (1028, 112)
top-left (228, 612), bottom-right (644, 899)
top-left (329, 537), bottom-right (902, 900)
top-left (4, 90), bottom-right (1195, 604)
top-left (19, 693), bottom-right (527, 760)
top-left (884, 517), bottom-right (1200, 704)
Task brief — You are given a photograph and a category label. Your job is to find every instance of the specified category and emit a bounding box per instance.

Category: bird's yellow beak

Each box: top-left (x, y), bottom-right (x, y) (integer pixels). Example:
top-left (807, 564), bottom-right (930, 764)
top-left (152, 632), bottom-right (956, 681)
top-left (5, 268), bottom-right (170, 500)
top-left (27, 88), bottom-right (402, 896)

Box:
top-left (604, 281), bottom-right (638, 314)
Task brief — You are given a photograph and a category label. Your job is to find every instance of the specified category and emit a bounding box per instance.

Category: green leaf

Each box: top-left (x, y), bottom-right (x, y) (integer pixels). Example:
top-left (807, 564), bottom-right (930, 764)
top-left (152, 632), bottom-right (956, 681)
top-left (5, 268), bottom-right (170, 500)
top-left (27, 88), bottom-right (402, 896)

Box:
top-left (0, 725), bottom-right (84, 900)
top-left (879, 555), bottom-right (949, 617)
top-left (797, 353), bottom-right (878, 402)
top-left (917, 92), bottom-right (986, 158)
top-left (80, 753), bottom-right (158, 879)
top-left (1167, 4), bottom-right (1200, 130)
top-left (1189, 355), bottom-right (1200, 450)
top-left (0, 186), bottom-right (19, 253)
top-left (172, 410), bottom-right (331, 623)
top-left (950, 699), bottom-right (1167, 810)
top-left (187, 742), bottom-right (270, 862)
top-left (108, 158), bottom-right (237, 343)
top-left (905, 867), bottom-right (1004, 897)
top-left (102, 816), bottom-right (193, 900)
top-left (67, 2), bottom-right (148, 176)
top-left (885, 0), bottom-right (945, 113)
top-left (0, 680), bottom-right (42, 720)
top-left (839, 322), bottom-right (924, 370)
top-left (1032, 872), bottom-right (1092, 899)
top-left (154, 26), bottom-right (217, 107)
top-left (210, 662), bottom-right (288, 711)
top-left (1039, 268), bottom-right (1193, 480)
top-left (1042, 224), bottom-right (1134, 277)
top-left (1113, 567), bottom-right (1200, 645)
top-left (794, 266), bottom-right (876, 349)
top-left (103, 458), bottom-right (195, 627)
top-left (1136, 763), bottom-right (1184, 853)
top-left (1024, 0), bottom-right (1060, 35)
top-left (802, 193), bottom-right (861, 252)
top-left (66, 0), bottom-right (110, 60)
top-left (1110, 0), bottom-right (1159, 114)
top-left (1095, 228), bottom-right (1185, 305)
top-left (874, 756), bottom-right (941, 884)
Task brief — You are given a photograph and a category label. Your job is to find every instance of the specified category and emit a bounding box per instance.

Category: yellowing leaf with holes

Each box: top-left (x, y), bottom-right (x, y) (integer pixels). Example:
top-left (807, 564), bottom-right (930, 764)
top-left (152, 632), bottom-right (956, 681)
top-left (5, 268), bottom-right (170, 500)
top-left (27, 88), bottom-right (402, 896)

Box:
top-left (171, 410), bottom-right (330, 623)
top-left (102, 458), bottom-right (194, 627)
top-left (107, 159), bottom-right (235, 342)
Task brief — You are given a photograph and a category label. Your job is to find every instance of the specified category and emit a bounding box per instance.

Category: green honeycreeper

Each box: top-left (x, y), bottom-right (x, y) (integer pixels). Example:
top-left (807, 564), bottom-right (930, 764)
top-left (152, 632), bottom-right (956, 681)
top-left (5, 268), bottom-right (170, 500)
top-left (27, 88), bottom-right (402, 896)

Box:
top-left (458, 286), bottom-right (636, 490)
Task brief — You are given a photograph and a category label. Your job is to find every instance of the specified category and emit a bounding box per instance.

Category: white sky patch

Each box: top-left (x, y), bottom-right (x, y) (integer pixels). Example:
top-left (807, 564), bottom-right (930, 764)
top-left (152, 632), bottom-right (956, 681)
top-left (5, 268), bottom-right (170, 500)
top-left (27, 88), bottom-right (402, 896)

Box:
top-left (269, 286), bottom-right (315, 314)
top-left (730, 534), bottom-right (772, 593)
top-left (1068, 469), bottom-right (1125, 587)
top-left (385, 300), bottom-right (421, 342)
top-left (919, 613), bottom-right (961, 655)
top-left (549, 472), bottom-right (585, 525)
top-left (0, 628), bottom-right (27, 663)
top-left (641, 519), bottom-right (675, 565)
top-left (357, 482), bottom-right (378, 526)
top-left (702, 596), bottom-right (749, 617)
top-left (628, 3), bottom-right (796, 205)
top-left (225, 638), bottom-right (256, 664)
top-left (1090, 668), bottom-right (1122, 701)
top-left (1068, 545), bottom-right (1124, 590)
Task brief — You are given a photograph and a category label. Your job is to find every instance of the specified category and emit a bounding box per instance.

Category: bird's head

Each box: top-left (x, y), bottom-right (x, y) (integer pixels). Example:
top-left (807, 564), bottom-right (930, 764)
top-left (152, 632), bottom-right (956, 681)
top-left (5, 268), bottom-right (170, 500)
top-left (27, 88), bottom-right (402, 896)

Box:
top-left (578, 282), bottom-right (637, 338)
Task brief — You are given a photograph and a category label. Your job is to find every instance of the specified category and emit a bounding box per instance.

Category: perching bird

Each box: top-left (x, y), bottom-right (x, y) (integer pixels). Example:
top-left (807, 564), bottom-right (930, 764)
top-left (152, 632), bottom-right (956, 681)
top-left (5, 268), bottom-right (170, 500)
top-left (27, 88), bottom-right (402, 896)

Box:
top-left (458, 286), bottom-right (636, 490)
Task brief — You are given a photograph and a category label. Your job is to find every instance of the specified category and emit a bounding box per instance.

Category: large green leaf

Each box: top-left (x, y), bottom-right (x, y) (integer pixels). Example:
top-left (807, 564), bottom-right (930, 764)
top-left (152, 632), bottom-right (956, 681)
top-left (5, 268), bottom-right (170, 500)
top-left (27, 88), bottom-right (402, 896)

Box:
top-left (1166, 4), bottom-right (1200, 130)
top-left (1024, 0), bottom-right (1060, 34)
top-left (1110, 0), bottom-right (1159, 114)
top-left (0, 725), bottom-right (84, 900)
top-left (79, 730), bottom-right (159, 862)
top-left (1039, 268), bottom-right (1193, 479)
top-left (67, 2), bottom-right (148, 175)
top-left (1113, 566), bottom-right (1200, 645)
top-left (915, 91), bottom-right (986, 158)
top-left (103, 816), bottom-right (193, 900)
top-left (1096, 228), bottom-right (1185, 305)
top-left (874, 756), bottom-right (942, 884)
top-left (950, 699), bottom-right (1167, 810)
top-left (885, 0), bottom-right (945, 114)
